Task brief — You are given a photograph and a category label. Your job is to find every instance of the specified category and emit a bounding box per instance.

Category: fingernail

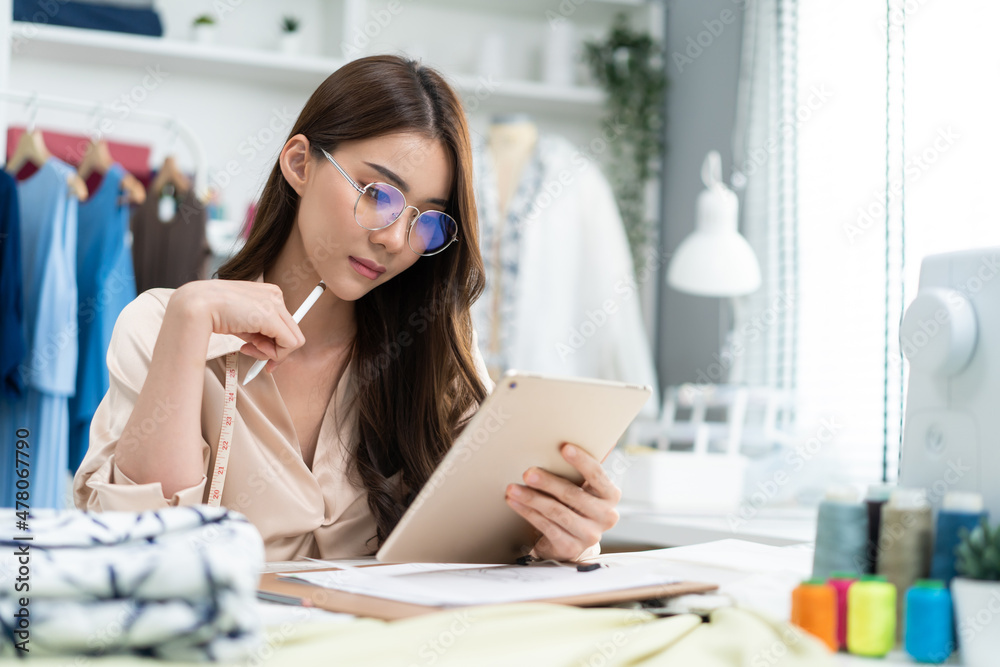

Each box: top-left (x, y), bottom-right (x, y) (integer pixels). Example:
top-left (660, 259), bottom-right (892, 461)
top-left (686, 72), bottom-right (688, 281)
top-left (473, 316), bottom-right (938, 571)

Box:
top-left (564, 444), bottom-right (577, 457)
top-left (509, 485), bottom-right (525, 498)
top-left (525, 471), bottom-right (539, 484)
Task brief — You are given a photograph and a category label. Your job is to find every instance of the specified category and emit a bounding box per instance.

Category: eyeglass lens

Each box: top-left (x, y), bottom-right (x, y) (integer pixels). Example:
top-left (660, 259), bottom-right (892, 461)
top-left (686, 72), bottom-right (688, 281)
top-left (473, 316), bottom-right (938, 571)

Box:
top-left (355, 183), bottom-right (455, 254)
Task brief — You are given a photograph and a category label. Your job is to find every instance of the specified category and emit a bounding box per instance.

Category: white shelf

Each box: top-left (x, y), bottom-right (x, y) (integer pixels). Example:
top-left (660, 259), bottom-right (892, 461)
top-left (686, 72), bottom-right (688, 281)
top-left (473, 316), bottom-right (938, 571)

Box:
top-left (10, 23), bottom-right (607, 115)
top-left (11, 23), bottom-right (344, 88)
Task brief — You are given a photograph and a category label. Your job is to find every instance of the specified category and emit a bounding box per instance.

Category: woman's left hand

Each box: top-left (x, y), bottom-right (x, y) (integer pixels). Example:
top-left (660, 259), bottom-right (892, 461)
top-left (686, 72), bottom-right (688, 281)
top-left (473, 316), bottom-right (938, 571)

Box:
top-left (505, 442), bottom-right (621, 561)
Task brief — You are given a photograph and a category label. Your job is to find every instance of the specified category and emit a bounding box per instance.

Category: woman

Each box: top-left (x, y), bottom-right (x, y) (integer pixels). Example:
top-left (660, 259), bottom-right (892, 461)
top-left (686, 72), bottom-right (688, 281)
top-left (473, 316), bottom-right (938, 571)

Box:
top-left (74, 55), bottom-right (621, 562)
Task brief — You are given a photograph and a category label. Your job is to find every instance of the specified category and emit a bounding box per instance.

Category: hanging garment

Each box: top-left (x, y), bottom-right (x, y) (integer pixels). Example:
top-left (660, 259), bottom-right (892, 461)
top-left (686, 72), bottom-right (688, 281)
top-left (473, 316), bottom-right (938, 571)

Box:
top-left (68, 163), bottom-right (138, 473)
top-left (0, 505), bottom-right (264, 660)
top-left (0, 158), bottom-right (79, 509)
top-left (131, 185), bottom-right (210, 293)
top-left (0, 170), bottom-right (26, 400)
top-left (471, 134), bottom-right (659, 415)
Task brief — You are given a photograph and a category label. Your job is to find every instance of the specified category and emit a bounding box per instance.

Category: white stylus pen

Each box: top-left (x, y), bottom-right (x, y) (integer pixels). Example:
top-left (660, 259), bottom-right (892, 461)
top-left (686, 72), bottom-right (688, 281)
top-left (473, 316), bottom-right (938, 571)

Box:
top-left (242, 281), bottom-right (326, 385)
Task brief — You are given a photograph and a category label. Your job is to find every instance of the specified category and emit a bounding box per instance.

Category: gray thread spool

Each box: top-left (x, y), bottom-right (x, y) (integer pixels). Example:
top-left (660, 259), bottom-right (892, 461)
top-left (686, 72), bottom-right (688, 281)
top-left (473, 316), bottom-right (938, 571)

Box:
top-left (876, 488), bottom-right (933, 641)
top-left (812, 485), bottom-right (869, 580)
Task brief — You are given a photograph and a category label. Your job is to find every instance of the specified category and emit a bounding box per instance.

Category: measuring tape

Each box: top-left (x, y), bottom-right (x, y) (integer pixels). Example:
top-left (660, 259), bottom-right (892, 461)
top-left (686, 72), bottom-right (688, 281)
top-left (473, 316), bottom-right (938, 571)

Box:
top-left (207, 351), bottom-right (238, 507)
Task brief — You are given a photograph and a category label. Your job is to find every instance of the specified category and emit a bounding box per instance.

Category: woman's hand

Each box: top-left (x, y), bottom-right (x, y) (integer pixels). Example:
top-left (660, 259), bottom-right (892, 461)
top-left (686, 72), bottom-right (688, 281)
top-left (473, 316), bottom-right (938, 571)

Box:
top-left (172, 280), bottom-right (306, 373)
top-left (505, 443), bottom-right (621, 561)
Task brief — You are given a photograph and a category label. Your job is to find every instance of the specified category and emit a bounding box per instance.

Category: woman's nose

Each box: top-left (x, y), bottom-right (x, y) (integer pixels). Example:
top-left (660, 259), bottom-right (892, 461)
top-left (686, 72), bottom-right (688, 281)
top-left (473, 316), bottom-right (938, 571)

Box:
top-left (369, 207), bottom-right (416, 253)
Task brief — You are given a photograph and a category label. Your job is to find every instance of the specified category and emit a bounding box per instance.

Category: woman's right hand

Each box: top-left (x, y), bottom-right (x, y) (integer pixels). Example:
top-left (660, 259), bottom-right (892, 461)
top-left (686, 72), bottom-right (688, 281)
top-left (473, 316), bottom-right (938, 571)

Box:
top-left (171, 280), bottom-right (306, 373)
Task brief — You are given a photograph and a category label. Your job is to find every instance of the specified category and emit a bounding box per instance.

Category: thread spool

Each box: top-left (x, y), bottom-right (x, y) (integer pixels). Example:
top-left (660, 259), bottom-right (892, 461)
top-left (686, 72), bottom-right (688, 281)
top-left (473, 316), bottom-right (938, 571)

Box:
top-left (904, 579), bottom-right (954, 663)
top-left (847, 574), bottom-right (896, 657)
top-left (791, 579), bottom-right (837, 651)
top-left (930, 491), bottom-right (987, 585)
top-left (828, 571), bottom-right (857, 651)
top-left (877, 488), bottom-right (933, 639)
top-left (865, 483), bottom-right (894, 574)
top-left (812, 485), bottom-right (868, 580)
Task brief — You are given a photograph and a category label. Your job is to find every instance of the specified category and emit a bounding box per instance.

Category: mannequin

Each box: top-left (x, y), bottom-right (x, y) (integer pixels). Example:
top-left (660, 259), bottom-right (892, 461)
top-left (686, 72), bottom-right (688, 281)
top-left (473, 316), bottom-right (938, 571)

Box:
top-left (484, 114), bottom-right (539, 380)
top-left (487, 114), bottom-right (538, 218)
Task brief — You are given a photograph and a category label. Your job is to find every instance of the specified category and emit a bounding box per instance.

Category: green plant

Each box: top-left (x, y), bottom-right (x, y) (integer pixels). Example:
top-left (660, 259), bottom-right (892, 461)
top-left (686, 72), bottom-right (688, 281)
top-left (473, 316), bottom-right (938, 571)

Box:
top-left (956, 517), bottom-right (1000, 580)
top-left (192, 14), bottom-right (215, 26)
top-left (281, 16), bottom-right (300, 33)
top-left (584, 13), bottom-right (667, 273)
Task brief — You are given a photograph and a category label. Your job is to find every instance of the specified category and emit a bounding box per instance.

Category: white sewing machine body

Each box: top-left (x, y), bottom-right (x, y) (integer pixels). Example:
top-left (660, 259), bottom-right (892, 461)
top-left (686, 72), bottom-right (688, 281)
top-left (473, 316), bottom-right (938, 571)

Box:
top-left (899, 247), bottom-right (1000, 518)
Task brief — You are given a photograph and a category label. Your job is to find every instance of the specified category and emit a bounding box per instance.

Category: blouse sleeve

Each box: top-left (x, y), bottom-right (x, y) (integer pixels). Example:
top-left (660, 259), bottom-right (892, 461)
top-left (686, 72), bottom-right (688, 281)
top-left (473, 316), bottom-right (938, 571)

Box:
top-left (72, 291), bottom-right (210, 512)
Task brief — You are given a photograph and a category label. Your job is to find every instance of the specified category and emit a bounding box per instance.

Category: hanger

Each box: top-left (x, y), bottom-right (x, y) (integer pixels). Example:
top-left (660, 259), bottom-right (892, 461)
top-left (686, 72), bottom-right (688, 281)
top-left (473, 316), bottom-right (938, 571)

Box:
top-left (77, 138), bottom-right (147, 205)
top-left (6, 95), bottom-right (88, 200)
top-left (151, 154), bottom-right (192, 198)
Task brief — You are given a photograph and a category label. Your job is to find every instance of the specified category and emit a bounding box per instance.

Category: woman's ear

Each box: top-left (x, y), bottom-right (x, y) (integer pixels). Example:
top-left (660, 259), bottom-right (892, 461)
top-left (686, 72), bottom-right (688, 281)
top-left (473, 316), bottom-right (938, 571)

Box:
top-left (279, 134), bottom-right (312, 196)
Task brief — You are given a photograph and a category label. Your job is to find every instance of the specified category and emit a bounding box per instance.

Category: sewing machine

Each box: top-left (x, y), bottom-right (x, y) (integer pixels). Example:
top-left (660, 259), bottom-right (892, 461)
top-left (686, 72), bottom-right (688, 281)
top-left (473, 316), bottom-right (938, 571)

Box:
top-left (899, 246), bottom-right (1000, 518)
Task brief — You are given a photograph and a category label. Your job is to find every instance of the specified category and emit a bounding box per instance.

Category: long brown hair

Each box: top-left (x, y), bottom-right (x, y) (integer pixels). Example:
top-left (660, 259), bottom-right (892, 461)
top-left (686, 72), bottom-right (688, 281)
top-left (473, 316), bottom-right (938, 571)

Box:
top-left (218, 55), bottom-right (488, 550)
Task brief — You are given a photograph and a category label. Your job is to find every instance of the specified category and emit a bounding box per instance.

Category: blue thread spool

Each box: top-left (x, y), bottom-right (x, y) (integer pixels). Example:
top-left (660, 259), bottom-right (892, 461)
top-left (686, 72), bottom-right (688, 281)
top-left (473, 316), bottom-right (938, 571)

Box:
top-left (930, 491), bottom-right (986, 585)
top-left (812, 486), bottom-right (868, 580)
top-left (904, 579), bottom-right (954, 663)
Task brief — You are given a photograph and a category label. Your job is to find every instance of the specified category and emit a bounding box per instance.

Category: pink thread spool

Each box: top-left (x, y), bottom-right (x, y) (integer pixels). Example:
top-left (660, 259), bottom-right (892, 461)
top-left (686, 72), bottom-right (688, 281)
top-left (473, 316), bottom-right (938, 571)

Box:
top-left (829, 571), bottom-right (858, 650)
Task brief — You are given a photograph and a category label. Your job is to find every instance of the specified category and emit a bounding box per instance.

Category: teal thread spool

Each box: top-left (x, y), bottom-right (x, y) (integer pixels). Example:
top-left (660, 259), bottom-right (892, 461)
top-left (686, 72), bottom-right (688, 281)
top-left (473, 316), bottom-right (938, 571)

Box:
top-left (812, 486), bottom-right (868, 580)
top-left (930, 491), bottom-right (986, 585)
top-left (904, 580), bottom-right (954, 663)
top-left (877, 488), bottom-right (933, 641)
top-left (847, 575), bottom-right (896, 657)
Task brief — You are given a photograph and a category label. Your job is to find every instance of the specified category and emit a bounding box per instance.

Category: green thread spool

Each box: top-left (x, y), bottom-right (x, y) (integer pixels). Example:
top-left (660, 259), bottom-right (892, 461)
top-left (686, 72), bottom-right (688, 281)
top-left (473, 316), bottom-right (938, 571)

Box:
top-left (847, 574), bottom-right (896, 657)
top-left (876, 488), bottom-right (932, 640)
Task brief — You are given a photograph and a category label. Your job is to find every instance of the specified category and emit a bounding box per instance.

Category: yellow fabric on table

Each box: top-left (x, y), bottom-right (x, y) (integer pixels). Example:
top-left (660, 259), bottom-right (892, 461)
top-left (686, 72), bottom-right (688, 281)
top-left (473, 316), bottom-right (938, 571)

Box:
top-left (16, 602), bottom-right (834, 666)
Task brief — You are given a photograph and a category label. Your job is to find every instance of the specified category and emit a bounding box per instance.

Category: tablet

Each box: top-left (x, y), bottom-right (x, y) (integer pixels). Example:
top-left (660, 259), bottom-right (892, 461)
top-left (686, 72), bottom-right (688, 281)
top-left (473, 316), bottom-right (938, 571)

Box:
top-left (376, 370), bottom-right (653, 564)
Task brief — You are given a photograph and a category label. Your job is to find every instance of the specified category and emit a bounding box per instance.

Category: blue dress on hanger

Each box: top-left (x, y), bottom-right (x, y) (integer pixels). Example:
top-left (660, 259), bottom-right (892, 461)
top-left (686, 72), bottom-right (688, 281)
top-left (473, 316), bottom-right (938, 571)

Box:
top-left (0, 158), bottom-right (79, 509)
top-left (0, 170), bottom-right (26, 400)
top-left (68, 164), bottom-right (137, 473)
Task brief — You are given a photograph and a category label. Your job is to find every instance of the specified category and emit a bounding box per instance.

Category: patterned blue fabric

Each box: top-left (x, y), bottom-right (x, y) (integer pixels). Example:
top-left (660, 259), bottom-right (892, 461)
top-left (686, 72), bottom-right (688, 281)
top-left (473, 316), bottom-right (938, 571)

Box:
top-left (0, 505), bottom-right (264, 660)
top-left (0, 170), bottom-right (26, 400)
top-left (470, 134), bottom-right (546, 376)
top-left (68, 164), bottom-right (137, 473)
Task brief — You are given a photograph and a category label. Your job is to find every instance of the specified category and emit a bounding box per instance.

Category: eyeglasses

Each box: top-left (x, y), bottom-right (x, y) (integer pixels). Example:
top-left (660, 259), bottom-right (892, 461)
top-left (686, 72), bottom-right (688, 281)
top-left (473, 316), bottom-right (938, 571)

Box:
top-left (319, 147), bottom-right (458, 256)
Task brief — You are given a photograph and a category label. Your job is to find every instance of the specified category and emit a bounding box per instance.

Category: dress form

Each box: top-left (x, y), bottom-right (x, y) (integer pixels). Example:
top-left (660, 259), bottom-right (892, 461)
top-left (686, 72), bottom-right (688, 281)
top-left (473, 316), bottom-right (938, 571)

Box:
top-left (485, 115), bottom-right (538, 380)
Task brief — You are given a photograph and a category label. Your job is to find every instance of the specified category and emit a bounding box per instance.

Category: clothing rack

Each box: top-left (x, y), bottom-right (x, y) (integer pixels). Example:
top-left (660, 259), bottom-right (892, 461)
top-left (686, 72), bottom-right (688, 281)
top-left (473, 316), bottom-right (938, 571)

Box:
top-left (0, 88), bottom-right (209, 201)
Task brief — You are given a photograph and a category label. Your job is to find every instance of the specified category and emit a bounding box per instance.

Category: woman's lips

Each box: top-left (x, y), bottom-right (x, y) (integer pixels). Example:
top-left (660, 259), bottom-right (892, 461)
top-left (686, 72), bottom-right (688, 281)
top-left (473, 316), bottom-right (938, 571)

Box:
top-left (349, 256), bottom-right (384, 280)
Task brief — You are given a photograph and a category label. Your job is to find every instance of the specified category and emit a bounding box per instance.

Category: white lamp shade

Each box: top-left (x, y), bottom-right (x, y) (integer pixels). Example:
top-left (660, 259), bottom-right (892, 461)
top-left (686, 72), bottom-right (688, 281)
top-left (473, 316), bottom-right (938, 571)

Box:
top-left (667, 150), bottom-right (762, 297)
top-left (667, 229), bottom-right (762, 296)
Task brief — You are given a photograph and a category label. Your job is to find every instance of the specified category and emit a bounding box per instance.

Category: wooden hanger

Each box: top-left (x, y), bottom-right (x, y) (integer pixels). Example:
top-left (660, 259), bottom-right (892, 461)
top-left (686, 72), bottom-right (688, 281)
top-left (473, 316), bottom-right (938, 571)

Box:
top-left (6, 127), bottom-right (51, 174)
top-left (151, 155), bottom-right (192, 198)
top-left (6, 128), bottom-right (88, 201)
top-left (78, 138), bottom-right (147, 205)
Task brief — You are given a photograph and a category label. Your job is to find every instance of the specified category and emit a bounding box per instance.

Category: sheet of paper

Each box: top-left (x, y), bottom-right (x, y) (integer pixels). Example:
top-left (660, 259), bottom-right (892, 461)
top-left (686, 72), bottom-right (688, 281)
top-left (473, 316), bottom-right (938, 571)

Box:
top-left (281, 561), bottom-right (680, 606)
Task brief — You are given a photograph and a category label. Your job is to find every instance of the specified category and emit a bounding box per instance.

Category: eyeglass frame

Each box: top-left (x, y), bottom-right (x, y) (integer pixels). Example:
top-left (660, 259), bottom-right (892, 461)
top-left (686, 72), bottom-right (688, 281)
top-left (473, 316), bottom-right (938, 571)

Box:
top-left (318, 146), bottom-right (459, 256)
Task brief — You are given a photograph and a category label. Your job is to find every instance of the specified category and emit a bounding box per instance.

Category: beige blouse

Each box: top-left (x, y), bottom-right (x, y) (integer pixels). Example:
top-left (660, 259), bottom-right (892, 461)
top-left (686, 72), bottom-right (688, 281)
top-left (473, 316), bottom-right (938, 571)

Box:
top-left (73, 280), bottom-right (496, 562)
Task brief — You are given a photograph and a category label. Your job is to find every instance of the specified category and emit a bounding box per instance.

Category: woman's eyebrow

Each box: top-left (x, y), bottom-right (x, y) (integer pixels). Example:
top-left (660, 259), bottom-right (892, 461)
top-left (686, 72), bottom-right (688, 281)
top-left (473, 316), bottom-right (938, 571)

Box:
top-left (363, 161), bottom-right (449, 208)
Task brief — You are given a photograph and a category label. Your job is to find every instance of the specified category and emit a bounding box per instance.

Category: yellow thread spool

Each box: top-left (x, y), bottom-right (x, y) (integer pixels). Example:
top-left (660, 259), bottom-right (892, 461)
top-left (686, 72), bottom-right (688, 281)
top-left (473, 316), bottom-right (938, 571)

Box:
top-left (847, 575), bottom-right (896, 657)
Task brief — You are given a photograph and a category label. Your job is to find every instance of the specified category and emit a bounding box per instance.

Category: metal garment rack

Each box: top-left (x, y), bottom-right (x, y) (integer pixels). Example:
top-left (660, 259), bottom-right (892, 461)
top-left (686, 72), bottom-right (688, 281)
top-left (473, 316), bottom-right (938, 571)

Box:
top-left (0, 87), bottom-right (209, 201)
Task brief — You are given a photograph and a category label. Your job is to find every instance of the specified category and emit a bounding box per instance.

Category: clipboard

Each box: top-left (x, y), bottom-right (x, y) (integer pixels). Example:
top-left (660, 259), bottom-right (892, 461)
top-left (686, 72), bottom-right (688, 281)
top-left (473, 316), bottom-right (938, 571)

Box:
top-left (258, 565), bottom-right (718, 621)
